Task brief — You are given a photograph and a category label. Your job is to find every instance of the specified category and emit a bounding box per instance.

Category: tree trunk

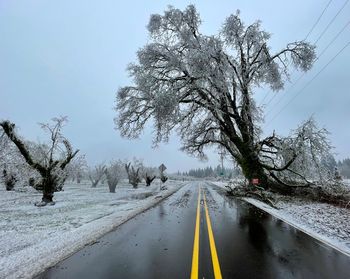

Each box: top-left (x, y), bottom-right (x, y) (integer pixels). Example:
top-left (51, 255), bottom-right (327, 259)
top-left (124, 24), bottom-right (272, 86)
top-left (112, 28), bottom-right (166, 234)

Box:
top-left (108, 184), bottom-right (116, 193)
top-left (41, 174), bottom-right (55, 203)
top-left (238, 150), bottom-right (269, 189)
top-left (237, 151), bottom-right (300, 194)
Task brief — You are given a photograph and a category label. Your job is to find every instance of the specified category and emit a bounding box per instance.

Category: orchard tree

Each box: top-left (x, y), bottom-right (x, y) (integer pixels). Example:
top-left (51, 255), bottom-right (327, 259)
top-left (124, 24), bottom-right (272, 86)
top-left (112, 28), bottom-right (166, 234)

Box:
top-left (0, 134), bottom-right (19, 190)
top-left (145, 174), bottom-right (156, 186)
top-left (104, 160), bottom-right (124, 193)
top-left (0, 136), bottom-right (35, 190)
top-left (115, 5), bottom-right (319, 192)
top-left (125, 162), bottom-right (141, 188)
top-left (66, 154), bottom-right (88, 183)
top-left (0, 117), bottom-right (79, 206)
top-left (88, 164), bottom-right (106, 188)
top-left (141, 165), bottom-right (157, 186)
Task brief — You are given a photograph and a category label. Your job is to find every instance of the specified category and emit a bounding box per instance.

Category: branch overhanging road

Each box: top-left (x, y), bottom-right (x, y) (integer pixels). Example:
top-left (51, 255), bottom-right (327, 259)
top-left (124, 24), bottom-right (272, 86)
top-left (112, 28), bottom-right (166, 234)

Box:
top-left (37, 182), bottom-right (350, 279)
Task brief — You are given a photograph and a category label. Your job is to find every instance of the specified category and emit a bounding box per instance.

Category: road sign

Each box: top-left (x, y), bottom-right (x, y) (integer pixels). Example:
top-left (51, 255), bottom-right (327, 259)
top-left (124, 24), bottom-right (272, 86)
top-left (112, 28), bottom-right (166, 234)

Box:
top-left (252, 178), bottom-right (259, 185)
top-left (159, 164), bottom-right (167, 172)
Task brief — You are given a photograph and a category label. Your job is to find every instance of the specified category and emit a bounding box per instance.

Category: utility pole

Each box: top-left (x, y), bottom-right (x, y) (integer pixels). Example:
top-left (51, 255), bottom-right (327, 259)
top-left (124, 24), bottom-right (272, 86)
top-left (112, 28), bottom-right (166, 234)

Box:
top-left (218, 132), bottom-right (226, 177)
top-left (218, 150), bottom-right (225, 177)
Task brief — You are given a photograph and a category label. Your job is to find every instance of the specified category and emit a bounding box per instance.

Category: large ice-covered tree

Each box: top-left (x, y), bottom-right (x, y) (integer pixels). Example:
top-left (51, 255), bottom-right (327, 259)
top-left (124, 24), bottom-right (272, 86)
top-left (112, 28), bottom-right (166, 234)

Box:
top-left (115, 5), bottom-right (317, 190)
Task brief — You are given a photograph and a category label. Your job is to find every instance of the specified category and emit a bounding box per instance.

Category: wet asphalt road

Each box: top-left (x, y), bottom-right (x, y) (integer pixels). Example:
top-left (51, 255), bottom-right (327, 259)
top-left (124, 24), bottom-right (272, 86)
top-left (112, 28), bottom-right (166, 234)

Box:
top-left (36, 182), bottom-right (350, 279)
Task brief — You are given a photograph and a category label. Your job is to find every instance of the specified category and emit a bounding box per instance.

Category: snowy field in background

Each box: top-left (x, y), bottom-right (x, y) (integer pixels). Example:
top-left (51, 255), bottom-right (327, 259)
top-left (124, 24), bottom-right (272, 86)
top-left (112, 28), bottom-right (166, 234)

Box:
top-left (211, 180), bottom-right (350, 257)
top-left (0, 179), bottom-right (186, 279)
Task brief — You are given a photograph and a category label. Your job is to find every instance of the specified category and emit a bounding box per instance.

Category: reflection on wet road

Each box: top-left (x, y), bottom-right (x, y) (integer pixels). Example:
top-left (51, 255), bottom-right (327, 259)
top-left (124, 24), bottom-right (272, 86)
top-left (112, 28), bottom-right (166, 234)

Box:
top-left (36, 182), bottom-right (350, 279)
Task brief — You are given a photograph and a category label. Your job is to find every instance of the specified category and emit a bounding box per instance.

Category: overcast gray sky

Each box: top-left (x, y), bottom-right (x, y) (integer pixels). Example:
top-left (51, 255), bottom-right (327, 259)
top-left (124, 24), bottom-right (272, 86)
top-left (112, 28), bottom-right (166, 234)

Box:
top-left (1, 0), bottom-right (349, 172)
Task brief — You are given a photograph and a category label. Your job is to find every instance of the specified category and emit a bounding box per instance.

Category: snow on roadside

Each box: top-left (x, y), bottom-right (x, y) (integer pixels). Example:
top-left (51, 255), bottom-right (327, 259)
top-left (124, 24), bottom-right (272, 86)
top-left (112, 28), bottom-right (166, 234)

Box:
top-left (244, 197), bottom-right (350, 257)
top-left (210, 180), bottom-right (350, 257)
top-left (0, 179), bottom-right (186, 279)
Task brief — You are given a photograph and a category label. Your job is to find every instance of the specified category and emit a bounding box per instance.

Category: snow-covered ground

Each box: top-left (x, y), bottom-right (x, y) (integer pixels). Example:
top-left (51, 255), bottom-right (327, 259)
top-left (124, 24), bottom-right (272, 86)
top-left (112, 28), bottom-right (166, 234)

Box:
top-left (244, 198), bottom-right (350, 256)
top-left (0, 179), bottom-right (186, 279)
top-left (211, 181), bottom-right (350, 257)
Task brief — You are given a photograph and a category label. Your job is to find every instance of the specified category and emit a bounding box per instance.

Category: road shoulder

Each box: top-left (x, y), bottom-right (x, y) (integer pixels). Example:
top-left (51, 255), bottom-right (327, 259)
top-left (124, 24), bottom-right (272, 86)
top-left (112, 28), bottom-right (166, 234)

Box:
top-left (243, 197), bottom-right (350, 257)
top-left (208, 181), bottom-right (350, 258)
top-left (0, 181), bottom-right (186, 279)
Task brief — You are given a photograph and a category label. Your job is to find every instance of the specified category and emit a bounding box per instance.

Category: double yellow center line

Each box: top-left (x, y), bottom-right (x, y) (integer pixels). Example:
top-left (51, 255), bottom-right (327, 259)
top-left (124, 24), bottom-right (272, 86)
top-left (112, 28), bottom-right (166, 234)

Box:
top-left (191, 187), bottom-right (222, 279)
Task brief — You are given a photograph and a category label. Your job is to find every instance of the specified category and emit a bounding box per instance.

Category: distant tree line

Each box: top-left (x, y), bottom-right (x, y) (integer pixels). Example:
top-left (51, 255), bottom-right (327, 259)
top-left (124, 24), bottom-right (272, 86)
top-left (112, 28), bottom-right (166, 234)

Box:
top-left (301, 154), bottom-right (350, 179)
top-left (180, 156), bottom-right (350, 180)
top-left (338, 158), bottom-right (350, 179)
top-left (181, 165), bottom-right (240, 178)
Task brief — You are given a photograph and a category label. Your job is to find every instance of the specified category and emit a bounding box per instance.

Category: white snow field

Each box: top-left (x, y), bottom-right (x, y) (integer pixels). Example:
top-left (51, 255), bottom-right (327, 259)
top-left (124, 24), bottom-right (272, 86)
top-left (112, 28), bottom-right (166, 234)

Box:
top-left (0, 179), bottom-right (186, 279)
top-left (210, 180), bottom-right (350, 257)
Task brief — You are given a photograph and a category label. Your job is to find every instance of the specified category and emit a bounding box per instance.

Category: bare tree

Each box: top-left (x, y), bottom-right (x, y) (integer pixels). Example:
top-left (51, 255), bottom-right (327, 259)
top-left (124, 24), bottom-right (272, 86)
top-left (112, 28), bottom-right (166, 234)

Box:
top-left (104, 161), bottom-right (123, 193)
top-left (0, 117), bottom-right (79, 206)
top-left (145, 174), bottom-right (156, 186)
top-left (1, 135), bottom-right (19, 190)
top-left (115, 5), bottom-right (317, 192)
top-left (66, 154), bottom-right (87, 183)
top-left (0, 134), bottom-right (37, 189)
top-left (125, 162), bottom-right (141, 188)
top-left (88, 164), bottom-right (106, 188)
top-left (142, 166), bottom-right (157, 186)
top-left (2, 168), bottom-right (17, 191)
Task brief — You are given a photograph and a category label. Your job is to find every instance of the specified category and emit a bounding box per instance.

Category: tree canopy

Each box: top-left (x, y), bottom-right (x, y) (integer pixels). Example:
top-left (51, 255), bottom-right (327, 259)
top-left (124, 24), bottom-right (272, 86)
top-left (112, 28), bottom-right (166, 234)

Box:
top-left (115, 5), bottom-right (323, 189)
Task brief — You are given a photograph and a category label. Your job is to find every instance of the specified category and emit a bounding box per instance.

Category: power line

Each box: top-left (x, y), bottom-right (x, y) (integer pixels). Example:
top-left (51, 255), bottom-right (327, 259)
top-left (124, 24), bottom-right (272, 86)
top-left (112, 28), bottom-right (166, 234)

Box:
top-left (265, 19), bottom-right (350, 117)
top-left (259, 91), bottom-right (269, 105)
top-left (265, 41), bottom-right (350, 126)
top-left (304, 0), bottom-right (333, 40)
top-left (264, 73), bottom-right (304, 117)
top-left (314, 0), bottom-right (349, 44)
top-left (318, 20), bottom-right (350, 57)
top-left (258, 0), bottom-right (334, 107)
top-left (263, 0), bottom-right (349, 116)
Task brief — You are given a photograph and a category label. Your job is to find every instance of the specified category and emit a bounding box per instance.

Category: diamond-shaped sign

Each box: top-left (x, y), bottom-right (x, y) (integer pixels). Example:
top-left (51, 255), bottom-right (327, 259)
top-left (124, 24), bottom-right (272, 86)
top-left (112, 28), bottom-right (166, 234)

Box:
top-left (159, 164), bottom-right (167, 172)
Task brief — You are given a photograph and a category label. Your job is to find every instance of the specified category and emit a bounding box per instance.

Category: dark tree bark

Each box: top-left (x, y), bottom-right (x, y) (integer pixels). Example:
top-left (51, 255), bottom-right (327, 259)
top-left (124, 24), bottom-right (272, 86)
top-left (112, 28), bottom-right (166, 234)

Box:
top-left (125, 163), bottom-right (140, 188)
top-left (2, 169), bottom-right (17, 191)
top-left (145, 174), bottom-right (156, 186)
top-left (160, 175), bottom-right (168, 183)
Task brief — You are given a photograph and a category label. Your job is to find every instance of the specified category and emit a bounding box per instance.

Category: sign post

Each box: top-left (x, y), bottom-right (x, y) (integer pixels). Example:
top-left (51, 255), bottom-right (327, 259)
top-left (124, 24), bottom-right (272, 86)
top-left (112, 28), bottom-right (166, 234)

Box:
top-left (159, 164), bottom-right (167, 190)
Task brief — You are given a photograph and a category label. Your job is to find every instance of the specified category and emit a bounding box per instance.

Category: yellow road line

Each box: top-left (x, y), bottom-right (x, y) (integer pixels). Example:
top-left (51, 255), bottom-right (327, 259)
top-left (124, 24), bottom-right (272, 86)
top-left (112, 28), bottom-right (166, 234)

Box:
top-left (190, 187), bottom-right (201, 279)
top-left (203, 191), bottom-right (223, 279)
